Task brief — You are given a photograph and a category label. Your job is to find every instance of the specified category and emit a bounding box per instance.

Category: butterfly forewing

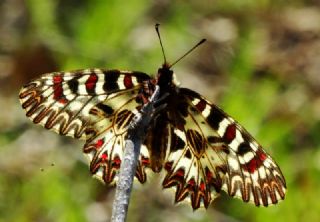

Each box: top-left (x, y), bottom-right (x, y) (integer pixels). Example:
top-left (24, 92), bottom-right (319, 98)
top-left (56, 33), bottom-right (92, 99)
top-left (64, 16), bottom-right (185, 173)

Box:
top-left (19, 69), bottom-right (150, 139)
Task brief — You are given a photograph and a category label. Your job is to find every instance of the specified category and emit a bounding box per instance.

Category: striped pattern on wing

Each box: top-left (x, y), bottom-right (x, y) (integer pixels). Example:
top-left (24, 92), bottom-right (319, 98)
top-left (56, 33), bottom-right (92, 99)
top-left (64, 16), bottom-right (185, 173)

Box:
top-left (161, 91), bottom-right (228, 209)
top-left (162, 123), bottom-right (228, 209)
top-left (82, 88), bottom-right (151, 184)
top-left (176, 88), bottom-right (286, 208)
top-left (19, 69), bottom-right (150, 140)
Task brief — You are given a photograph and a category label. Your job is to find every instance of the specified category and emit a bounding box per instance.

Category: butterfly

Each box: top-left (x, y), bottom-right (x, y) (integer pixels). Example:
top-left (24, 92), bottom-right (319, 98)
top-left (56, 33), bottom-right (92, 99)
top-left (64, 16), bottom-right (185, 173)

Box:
top-left (19, 24), bottom-right (286, 210)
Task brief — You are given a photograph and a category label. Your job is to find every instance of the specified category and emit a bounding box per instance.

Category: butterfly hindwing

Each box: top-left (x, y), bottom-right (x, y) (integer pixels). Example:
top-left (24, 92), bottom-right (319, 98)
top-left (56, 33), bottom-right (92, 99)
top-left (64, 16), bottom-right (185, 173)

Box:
top-left (19, 69), bottom-right (150, 139)
top-left (82, 88), bottom-right (151, 184)
top-left (178, 88), bottom-right (286, 207)
top-left (160, 90), bottom-right (228, 209)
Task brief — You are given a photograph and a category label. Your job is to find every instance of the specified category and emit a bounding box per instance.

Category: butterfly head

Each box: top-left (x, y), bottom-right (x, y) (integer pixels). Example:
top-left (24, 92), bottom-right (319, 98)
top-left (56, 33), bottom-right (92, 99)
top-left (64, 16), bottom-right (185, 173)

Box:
top-left (156, 62), bottom-right (174, 88)
top-left (154, 24), bottom-right (205, 89)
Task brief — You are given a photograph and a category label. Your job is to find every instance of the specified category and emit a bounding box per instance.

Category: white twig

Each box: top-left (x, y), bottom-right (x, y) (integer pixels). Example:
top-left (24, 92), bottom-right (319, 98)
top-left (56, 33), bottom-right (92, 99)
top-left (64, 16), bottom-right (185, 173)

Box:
top-left (111, 86), bottom-right (161, 222)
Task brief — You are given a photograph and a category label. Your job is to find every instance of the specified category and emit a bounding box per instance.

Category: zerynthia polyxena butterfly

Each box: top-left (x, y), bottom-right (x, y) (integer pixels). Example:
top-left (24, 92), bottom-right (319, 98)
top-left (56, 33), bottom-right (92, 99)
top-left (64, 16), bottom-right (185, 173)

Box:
top-left (19, 24), bottom-right (286, 209)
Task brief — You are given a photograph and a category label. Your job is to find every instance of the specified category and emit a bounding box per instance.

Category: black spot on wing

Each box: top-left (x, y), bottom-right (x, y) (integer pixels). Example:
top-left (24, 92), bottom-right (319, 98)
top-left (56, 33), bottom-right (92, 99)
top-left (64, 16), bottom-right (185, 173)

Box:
top-left (176, 135), bottom-right (186, 150)
top-left (133, 71), bottom-right (151, 82)
top-left (221, 144), bottom-right (230, 154)
top-left (179, 87), bottom-right (201, 99)
top-left (171, 131), bottom-right (186, 152)
top-left (237, 142), bottom-right (251, 156)
top-left (103, 70), bottom-right (120, 92)
top-left (207, 136), bottom-right (223, 144)
top-left (185, 149), bottom-right (192, 159)
top-left (67, 78), bottom-right (79, 94)
top-left (190, 107), bottom-right (197, 113)
top-left (96, 103), bottom-right (114, 116)
top-left (180, 87), bottom-right (227, 131)
top-left (206, 108), bottom-right (225, 130)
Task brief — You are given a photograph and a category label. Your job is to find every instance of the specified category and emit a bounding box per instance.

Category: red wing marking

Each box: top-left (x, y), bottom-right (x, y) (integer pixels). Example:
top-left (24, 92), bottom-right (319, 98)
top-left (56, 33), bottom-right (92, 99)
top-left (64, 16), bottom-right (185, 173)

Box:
top-left (124, 74), bottom-right (133, 89)
top-left (101, 153), bottom-right (108, 160)
top-left (164, 161), bottom-right (173, 171)
top-left (95, 138), bottom-right (104, 149)
top-left (245, 148), bottom-right (267, 173)
top-left (19, 69), bottom-right (150, 139)
top-left (223, 123), bottom-right (236, 143)
top-left (53, 74), bottom-right (67, 103)
top-left (176, 168), bottom-right (185, 177)
top-left (199, 181), bottom-right (205, 191)
top-left (195, 99), bottom-right (206, 112)
top-left (112, 156), bottom-right (121, 169)
top-left (141, 156), bottom-right (150, 166)
top-left (85, 73), bottom-right (98, 92)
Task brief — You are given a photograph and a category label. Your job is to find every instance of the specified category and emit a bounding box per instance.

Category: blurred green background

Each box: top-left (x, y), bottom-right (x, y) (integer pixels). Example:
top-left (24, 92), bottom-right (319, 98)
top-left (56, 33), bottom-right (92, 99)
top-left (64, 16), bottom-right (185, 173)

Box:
top-left (1, 0), bottom-right (320, 221)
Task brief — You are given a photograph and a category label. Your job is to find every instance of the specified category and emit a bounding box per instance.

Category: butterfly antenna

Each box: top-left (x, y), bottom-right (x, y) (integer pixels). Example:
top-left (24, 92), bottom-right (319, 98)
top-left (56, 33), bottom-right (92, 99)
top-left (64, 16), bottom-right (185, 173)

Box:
top-left (169, 38), bottom-right (206, 68)
top-left (155, 23), bottom-right (167, 64)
